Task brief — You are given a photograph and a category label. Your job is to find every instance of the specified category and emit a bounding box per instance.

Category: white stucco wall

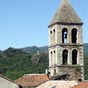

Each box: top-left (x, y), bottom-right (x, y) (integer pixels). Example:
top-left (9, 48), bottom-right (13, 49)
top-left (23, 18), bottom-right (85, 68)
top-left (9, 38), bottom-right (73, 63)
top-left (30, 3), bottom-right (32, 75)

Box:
top-left (37, 81), bottom-right (78, 88)
top-left (0, 77), bottom-right (19, 88)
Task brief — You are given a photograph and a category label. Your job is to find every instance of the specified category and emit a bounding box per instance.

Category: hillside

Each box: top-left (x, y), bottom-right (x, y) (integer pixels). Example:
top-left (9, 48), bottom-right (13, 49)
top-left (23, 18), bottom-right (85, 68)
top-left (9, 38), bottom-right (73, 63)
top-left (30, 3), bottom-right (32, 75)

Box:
top-left (84, 43), bottom-right (88, 56)
top-left (21, 46), bottom-right (48, 54)
top-left (21, 44), bottom-right (88, 56)
top-left (0, 47), bottom-right (48, 80)
top-left (0, 43), bottom-right (88, 80)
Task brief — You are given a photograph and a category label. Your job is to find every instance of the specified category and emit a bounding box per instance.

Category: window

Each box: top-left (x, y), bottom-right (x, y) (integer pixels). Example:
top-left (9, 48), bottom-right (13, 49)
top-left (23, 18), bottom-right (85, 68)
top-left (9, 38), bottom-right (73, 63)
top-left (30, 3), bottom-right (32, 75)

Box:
top-left (50, 31), bottom-right (52, 45)
top-left (53, 29), bottom-right (55, 44)
top-left (51, 51), bottom-right (53, 65)
top-left (54, 50), bottom-right (56, 53)
top-left (53, 50), bottom-right (56, 65)
top-left (62, 28), bottom-right (68, 43)
top-left (53, 29), bottom-right (55, 32)
top-left (72, 28), bottom-right (77, 43)
top-left (72, 49), bottom-right (77, 64)
top-left (62, 49), bottom-right (68, 65)
top-left (50, 31), bottom-right (52, 34)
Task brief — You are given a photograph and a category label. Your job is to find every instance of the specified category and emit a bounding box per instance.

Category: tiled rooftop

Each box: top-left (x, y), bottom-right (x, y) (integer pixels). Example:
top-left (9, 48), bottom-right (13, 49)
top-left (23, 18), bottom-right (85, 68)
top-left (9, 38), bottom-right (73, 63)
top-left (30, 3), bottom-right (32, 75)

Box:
top-left (72, 81), bottom-right (88, 88)
top-left (15, 74), bottom-right (49, 87)
top-left (37, 80), bottom-right (78, 88)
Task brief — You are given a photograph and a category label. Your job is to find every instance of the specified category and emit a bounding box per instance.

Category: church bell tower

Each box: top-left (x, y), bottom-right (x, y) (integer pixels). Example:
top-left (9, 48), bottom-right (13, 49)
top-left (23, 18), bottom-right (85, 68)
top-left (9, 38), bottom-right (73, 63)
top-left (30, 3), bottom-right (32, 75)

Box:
top-left (48, 0), bottom-right (84, 80)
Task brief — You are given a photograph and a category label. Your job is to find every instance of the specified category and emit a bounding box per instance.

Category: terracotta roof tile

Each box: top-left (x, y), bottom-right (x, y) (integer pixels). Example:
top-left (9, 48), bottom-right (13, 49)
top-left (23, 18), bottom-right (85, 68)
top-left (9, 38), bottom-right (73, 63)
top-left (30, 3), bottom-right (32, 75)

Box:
top-left (72, 81), bottom-right (88, 88)
top-left (15, 74), bottom-right (49, 87)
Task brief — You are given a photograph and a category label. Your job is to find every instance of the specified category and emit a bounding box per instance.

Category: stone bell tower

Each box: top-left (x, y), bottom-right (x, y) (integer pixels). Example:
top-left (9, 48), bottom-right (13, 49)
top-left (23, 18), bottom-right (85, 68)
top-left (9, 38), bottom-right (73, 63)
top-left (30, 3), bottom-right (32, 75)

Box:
top-left (48, 0), bottom-right (84, 80)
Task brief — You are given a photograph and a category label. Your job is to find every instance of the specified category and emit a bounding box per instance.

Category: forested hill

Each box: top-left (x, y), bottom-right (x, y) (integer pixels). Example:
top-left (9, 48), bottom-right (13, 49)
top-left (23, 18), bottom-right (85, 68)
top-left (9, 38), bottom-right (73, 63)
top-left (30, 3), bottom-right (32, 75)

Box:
top-left (0, 47), bottom-right (49, 80)
top-left (21, 43), bottom-right (88, 56)
top-left (0, 43), bottom-right (88, 56)
top-left (84, 43), bottom-right (88, 56)
top-left (0, 43), bottom-right (88, 80)
top-left (21, 46), bottom-right (48, 54)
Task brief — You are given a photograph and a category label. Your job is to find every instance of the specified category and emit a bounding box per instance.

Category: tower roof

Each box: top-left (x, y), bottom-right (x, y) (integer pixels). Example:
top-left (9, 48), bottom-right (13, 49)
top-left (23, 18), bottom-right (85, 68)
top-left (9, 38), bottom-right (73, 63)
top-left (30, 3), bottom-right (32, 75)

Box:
top-left (49, 0), bottom-right (82, 27)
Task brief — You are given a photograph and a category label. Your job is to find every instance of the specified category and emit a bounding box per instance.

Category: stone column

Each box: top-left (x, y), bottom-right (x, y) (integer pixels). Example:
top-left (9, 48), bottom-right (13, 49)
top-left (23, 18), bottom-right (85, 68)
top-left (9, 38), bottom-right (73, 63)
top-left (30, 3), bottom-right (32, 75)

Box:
top-left (69, 29), bottom-right (71, 43)
top-left (67, 28), bottom-right (69, 43)
top-left (68, 49), bottom-right (72, 65)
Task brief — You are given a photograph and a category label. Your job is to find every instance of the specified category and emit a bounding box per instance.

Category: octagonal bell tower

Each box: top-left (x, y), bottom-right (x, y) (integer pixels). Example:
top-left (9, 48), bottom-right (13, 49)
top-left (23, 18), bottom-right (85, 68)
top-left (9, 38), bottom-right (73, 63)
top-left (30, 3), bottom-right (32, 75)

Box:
top-left (48, 0), bottom-right (84, 80)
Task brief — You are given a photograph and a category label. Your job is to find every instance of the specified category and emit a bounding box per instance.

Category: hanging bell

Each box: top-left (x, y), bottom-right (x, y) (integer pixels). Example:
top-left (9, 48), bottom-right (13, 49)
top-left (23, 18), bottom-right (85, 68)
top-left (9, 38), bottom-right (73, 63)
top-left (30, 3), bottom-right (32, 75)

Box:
top-left (65, 34), bottom-right (67, 38)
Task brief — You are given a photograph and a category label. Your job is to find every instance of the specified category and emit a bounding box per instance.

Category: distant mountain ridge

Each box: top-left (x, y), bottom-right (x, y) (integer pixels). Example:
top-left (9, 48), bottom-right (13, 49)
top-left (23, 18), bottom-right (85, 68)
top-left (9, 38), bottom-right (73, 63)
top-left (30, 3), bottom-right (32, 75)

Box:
top-left (21, 46), bottom-right (48, 54)
top-left (84, 43), bottom-right (88, 56)
top-left (0, 43), bottom-right (88, 80)
top-left (0, 43), bottom-right (88, 56)
top-left (0, 50), bottom-right (2, 53)
top-left (21, 43), bottom-right (88, 56)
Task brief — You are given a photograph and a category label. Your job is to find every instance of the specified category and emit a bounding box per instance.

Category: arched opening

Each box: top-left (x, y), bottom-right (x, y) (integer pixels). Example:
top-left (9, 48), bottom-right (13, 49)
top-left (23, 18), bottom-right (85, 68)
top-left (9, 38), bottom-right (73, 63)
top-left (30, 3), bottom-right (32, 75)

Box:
top-left (54, 50), bottom-right (56, 53)
top-left (53, 50), bottom-right (56, 65)
top-left (62, 49), bottom-right (68, 65)
top-left (72, 49), bottom-right (77, 65)
top-left (50, 30), bottom-right (52, 34)
top-left (53, 29), bottom-right (55, 44)
top-left (72, 28), bottom-right (77, 43)
top-left (53, 29), bottom-right (55, 32)
top-left (50, 30), bottom-right (52, 45)
top-left (51, 51), bottom-right (53, 66)
top-left (62, 28), bottom-right (68, 43)
top-left (19, 85), bottom-right (23, 88)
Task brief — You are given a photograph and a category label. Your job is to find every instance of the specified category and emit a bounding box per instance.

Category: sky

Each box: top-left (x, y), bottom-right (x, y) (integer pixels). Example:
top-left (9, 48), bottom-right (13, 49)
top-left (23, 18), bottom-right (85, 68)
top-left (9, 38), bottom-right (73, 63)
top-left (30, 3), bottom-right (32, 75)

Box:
top-left (0, 0), bottom-right (87, 50)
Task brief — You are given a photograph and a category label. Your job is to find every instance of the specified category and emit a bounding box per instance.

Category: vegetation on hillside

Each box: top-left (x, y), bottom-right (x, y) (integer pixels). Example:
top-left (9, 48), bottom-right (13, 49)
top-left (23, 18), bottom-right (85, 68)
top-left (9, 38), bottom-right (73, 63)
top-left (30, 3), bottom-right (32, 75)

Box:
top-left (84, 56), bottom-right (88, 80)
top-left (0, 44), bottom-right (88, 80)
top-left (0, 47), bottom-right (48, 80)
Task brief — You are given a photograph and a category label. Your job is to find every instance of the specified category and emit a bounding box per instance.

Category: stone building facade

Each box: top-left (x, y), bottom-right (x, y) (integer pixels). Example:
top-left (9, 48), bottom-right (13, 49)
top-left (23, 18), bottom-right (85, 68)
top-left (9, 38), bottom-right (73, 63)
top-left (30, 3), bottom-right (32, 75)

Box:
top-left (48, 0), bottom-right (84, 80)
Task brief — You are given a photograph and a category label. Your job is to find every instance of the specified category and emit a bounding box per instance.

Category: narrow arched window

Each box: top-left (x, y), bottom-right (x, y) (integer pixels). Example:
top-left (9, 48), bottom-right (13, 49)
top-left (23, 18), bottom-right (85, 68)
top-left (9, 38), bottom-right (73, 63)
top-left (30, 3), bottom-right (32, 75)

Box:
top-left (53, 29), bottom-right (55, 33)
top-left (50, 31), bottom-right (52, 45)
top-left (62, 49), bottom-right (68, 65)
top-left (54, 50), bottom-right (56, 53)
top-left (72, 28), bottom-right (77, 43)
top-left (51, 51), bottom-right (52, 54)
top-left (72, 49), bottom-right (77, 65)
top-left (51, 51), bottom-right (53, 65)
top-left (53, 29), bottom-right (55, 44)
top-left (50, 31), bottom-right (52, 34)
top-left (62, 28), bottom-right (68, 43)
top-left (53, 50), bottom-right (56, 65)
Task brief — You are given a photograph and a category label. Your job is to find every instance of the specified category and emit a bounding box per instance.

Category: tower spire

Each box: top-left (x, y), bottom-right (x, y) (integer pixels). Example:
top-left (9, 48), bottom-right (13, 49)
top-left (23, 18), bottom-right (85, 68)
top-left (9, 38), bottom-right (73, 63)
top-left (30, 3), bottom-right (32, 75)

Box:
top-left (49, 0), bottom-right (82, 27)
top-left (61, 0), bottom-right (69, 3)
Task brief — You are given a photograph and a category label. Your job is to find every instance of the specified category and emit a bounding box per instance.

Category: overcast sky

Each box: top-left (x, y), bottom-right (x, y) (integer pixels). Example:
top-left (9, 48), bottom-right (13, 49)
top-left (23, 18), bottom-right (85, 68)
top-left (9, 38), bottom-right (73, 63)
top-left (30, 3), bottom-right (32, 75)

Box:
top-left (0, 0), bottom-right (87, 50)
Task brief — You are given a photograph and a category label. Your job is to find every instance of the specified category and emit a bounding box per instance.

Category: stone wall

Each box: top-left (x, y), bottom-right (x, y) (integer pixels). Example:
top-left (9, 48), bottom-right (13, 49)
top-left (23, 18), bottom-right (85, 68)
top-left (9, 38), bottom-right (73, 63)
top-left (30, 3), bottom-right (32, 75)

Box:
top-left (57, 66), bottom-right (84, 80)
top-left (0, 77), bottom-right (19, 88)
